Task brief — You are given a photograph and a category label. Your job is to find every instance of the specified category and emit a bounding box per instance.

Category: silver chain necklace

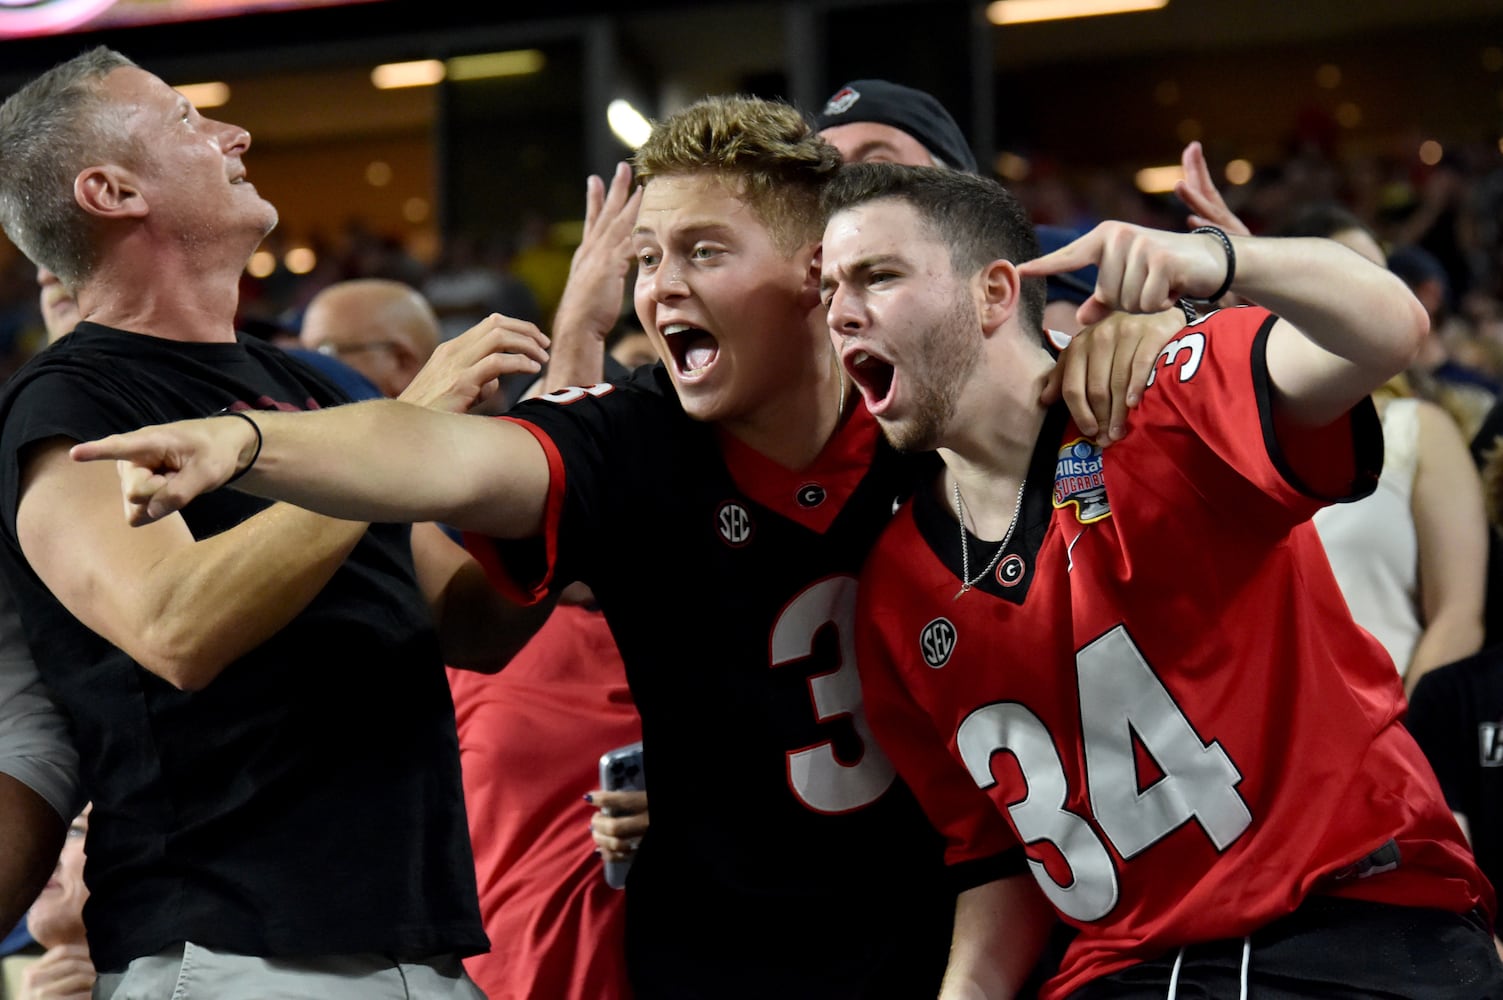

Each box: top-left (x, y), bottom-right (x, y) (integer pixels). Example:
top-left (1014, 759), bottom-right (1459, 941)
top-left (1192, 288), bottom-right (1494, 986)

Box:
top-left (952, 477), bottom-right (1027, 599)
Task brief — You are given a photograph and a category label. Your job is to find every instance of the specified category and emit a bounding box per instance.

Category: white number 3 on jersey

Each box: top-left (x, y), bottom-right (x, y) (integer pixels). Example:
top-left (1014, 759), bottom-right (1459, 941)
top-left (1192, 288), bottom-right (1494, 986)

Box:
top-left (957, 625), bottom-right (1252, 922)
top-left (772, 576), bottom-right (897, 814)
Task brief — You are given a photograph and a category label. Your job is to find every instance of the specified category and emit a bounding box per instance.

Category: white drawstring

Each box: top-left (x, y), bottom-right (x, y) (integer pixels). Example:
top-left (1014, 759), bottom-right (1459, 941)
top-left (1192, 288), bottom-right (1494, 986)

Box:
top-left (1163, 937), bottom-right (1251, 1000)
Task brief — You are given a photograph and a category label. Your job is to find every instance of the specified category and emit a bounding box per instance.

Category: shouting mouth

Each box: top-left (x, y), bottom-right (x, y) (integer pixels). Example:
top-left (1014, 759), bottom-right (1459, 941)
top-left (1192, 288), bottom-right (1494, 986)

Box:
top-left (843, 346), bottom-right (897, 414)
top-left (662, 322), bottom-right (720, 380)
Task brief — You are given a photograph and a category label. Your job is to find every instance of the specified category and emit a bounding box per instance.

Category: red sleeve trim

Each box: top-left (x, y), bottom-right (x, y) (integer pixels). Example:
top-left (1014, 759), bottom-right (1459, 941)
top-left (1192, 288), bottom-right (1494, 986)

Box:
top-left (460, 416), bottom-right (567, 607)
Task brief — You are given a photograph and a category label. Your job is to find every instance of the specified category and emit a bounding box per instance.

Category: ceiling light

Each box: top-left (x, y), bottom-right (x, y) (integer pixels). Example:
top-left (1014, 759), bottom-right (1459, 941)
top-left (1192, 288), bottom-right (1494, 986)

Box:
top-left (371, 60), bottom-right (445, 90)
top-left (987, 0), bottom-right (1168, 27)
top-left (447, 49), bottom-right (546, 81)
top-left (1134, 164), bottom-right (1183, 194)
top-left (608, 99), bottom-right (652, 150)
top-left (1224, 159), bottom-right (1254, 186)
top-left (284, 247), bottom-right (317, 274)
top-left (247, 251), bottom-right (276, 279)
top-left (175, 82), bottom-right (230, 108)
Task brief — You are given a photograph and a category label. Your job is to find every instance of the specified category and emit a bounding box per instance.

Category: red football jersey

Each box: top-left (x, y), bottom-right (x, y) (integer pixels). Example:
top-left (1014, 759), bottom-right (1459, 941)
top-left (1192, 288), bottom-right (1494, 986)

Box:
top-left (448, 603), bottom-right (641, 1000)
top-left (855, 307), bottom-right (1491, 999)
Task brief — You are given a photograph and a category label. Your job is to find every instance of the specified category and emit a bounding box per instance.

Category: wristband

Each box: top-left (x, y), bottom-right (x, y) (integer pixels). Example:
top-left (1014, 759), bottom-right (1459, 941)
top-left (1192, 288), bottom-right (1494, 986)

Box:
top-left (211, 408), bottom-right (262, 485)
top-left (1183, 225), bottom-right (1236, 303)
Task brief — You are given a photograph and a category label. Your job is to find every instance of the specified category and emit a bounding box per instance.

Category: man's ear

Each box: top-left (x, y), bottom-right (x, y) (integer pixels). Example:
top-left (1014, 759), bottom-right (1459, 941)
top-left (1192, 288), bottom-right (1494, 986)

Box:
top-left (978, 258), bottom-right (1022, 336)
top-left (797, 242), bottom-right (824, 309)
top-left (74, 165), bottom-right (146, 220)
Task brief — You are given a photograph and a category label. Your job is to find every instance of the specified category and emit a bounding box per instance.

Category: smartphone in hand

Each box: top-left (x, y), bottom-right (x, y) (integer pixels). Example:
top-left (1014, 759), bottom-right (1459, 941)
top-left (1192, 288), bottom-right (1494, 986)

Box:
top-left (598, 741), bottom-right (645, 889)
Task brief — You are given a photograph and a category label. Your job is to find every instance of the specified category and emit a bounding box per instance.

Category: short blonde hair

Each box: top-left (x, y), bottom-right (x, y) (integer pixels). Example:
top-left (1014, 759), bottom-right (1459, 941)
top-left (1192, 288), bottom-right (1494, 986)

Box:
top-left (633, 95), bottom-right (841, 254)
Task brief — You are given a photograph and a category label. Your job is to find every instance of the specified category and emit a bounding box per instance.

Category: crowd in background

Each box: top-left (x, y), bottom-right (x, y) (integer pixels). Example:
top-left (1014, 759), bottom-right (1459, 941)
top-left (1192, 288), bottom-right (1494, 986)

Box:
top-left (3, 50), bottom-right (1503, 997)
top-left (3, 126), bottom-right (1501, 415)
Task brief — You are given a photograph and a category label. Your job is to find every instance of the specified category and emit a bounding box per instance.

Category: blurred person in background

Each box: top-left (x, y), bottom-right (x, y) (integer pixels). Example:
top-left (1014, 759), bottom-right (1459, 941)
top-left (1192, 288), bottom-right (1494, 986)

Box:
top-left (813, 78), bottom-right (978, 171)
top-left (1179, 142), bottom-right (1486, 693)
top-left (1406, 426), bottom-right (1503, 960)
top-left (10, 807), bottom-right (93, 1000)
top-left (35, 269), bottom-right (78, 344)
top-left (298, 278), bottom-right (440, 399)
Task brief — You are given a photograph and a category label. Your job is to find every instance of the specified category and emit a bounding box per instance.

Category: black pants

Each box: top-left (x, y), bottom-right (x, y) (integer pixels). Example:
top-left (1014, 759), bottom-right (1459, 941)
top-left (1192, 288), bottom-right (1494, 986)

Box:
top-left (1067, 897), bottom-right (1503, 999)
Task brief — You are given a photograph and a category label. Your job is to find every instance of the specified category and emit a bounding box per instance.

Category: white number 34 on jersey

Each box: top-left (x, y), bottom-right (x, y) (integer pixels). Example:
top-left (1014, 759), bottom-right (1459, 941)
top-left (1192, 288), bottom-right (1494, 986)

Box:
top-left (957, 625), bottom-right (1252, 922)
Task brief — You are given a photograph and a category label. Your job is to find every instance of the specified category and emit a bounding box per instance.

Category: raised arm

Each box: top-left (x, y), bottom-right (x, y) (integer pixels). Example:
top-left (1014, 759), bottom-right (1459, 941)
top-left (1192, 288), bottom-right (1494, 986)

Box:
top-left (543, 162), bottom-right (642, 394)
top-left (1018, 223), bottom-right (1427, 428)
top-left (72, 400), bottom-right (551, 539)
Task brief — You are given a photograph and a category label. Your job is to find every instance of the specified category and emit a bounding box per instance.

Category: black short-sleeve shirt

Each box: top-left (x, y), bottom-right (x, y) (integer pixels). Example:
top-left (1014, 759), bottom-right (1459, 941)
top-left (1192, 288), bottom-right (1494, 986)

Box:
top-left (0, 323), bottom-right (484, 970)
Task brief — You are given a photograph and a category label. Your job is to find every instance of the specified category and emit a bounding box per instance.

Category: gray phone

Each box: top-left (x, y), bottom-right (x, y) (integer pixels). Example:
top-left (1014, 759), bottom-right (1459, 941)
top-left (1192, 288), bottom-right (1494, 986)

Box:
top-left (597, 740), bottom-right (645, 889)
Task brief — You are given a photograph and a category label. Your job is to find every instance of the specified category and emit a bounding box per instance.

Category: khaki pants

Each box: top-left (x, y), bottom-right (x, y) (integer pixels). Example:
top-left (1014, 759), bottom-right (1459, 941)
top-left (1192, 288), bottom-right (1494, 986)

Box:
top-left (93, 943), bottom-right (487, 1000)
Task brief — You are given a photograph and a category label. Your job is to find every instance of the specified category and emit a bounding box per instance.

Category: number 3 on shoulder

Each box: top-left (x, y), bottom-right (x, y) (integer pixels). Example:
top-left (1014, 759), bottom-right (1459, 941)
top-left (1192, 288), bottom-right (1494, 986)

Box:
top-left (957, 625), bottom-right (1252, 922)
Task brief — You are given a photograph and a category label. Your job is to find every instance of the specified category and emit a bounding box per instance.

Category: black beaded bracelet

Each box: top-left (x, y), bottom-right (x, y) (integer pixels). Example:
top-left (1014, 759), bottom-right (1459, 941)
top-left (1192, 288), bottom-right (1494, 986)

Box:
top-left (211, 408), bottom-right (262, 485)
top-left (1184, 225), bottom-right (1236, 304)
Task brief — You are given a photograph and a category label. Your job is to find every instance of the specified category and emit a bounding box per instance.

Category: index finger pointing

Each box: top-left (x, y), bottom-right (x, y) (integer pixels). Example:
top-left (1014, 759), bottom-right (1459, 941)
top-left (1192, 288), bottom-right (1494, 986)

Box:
top-left (1017, 230), bottom-right (1102, 279)
top-left (70, 432), bottom-right (150, 465)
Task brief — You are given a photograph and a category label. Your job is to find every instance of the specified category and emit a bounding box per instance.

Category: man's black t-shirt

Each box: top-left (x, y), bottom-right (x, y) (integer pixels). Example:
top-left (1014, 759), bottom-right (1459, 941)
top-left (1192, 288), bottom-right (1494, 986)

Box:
top-left (0, 323), bottom-right (485, 971)
top-left (471, 366), bottom-right (954, 999)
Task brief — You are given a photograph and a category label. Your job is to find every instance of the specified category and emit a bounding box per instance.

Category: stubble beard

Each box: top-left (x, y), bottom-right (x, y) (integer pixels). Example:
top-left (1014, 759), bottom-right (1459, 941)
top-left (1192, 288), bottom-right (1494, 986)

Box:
top-left (880, 294), bottom-right (981, 453)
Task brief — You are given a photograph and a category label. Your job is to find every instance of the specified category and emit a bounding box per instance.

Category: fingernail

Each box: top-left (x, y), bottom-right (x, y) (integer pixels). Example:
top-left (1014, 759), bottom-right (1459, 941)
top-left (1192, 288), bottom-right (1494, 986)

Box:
top-left (583, 793), bottom-right (593, 803)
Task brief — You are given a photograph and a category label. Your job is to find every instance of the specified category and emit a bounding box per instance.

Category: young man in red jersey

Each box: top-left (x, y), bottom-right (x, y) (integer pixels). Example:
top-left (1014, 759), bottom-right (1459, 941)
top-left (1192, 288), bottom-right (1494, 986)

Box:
top-left (817, 162), bottom-right (1502, 999)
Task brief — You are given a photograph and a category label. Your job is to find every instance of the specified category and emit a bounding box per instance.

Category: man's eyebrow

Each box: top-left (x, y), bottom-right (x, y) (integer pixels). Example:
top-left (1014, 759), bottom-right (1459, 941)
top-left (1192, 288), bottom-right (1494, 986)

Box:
top-left (820, 253), bottom-right (904, 291)
top-left (632, 220), bottom-right (736, 240)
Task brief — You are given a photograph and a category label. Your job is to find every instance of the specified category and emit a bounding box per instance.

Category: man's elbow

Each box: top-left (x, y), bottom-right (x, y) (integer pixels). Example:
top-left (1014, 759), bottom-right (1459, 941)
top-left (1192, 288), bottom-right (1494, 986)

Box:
top-left (1388, 288), bottom-right (1430, 373)
top-left (130, 625), bottom-right (229, 691)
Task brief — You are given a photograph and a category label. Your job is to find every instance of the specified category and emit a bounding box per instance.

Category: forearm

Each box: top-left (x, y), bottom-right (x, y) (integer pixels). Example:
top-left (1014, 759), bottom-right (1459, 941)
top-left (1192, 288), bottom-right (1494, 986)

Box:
top-left (939, 875), bottom-right (1055, 1000)
top-left (243, 403), bottom-right (547, 536)
top-left (0, 773), bottom-right (66, 932)
top-left (1231, 236), bottom-right (1426, 385)
top-left (411, 523), bottom-right (556, 672)
top-left (25, 443), bottom-right (369, 691)
top-left (239, 401), bottom-right (500, 523)
top-left (130, 504), bottom-right (366, 689)
top-left (1406, 615), bottom-right (1485, 695)
top-left (541, 302), bottom-right (609, 394)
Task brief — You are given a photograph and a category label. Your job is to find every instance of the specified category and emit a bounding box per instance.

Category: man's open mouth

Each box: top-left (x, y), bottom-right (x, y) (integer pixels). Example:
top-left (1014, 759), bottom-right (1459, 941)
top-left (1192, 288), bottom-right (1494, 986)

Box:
top-left (845, 347), bottom-right (896, 408)
top-left (663, 322), bottom-right (719, 377)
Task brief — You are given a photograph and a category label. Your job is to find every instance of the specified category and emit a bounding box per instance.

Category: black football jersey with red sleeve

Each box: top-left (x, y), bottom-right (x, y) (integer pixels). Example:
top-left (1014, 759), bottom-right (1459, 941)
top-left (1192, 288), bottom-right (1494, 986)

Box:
top-left (467, 365), bottom-right (961, 999)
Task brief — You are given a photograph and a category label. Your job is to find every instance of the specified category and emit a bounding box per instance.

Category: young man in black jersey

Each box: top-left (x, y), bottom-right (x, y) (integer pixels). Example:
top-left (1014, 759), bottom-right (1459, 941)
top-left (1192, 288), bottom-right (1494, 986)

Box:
top-left (0, 47), bottom-right (552, 997)
top-left (76, 93), bottom-right (1166, 997)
